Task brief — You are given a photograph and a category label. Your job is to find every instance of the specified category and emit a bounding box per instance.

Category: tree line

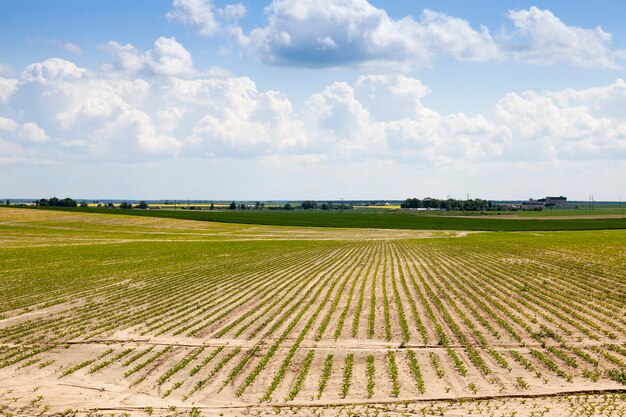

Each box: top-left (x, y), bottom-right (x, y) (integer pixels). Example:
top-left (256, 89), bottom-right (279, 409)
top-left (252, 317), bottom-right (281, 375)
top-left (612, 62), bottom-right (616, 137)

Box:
top-left (229, 200), bottom-right (353, 211)
top-left (400, 197), bottom-right (510, 211)
top-left (29, 197), bottom-right (515, 212)
top-left (29, 198), bottom-right (354, 211)
top-left (33, 198), bottom-right (150, 209)
top-left (34, 197), bottom-right (78, 207)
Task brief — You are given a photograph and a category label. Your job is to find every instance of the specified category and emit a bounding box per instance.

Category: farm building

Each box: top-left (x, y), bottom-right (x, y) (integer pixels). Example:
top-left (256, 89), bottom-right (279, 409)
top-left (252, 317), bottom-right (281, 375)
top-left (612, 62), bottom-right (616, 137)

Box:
top-left (522, 196), bottom-right (567, 210)
top-left (545, 196), bottom-right (567, 208)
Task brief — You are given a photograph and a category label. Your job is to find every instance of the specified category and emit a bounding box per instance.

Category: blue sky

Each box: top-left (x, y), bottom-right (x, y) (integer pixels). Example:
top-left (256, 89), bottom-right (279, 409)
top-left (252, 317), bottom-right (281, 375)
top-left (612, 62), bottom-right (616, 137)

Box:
top-left (1, 1), bottom-right (625, 200)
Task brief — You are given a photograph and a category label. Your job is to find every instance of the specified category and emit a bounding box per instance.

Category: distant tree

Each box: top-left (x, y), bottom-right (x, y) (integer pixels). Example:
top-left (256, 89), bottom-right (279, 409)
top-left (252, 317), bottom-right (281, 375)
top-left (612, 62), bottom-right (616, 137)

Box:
top-left (399, 197), bottom-right (510, 212)
top-left (5, 199), bottom-right (9, 205)
top-left (119, 202), bottom-right (133, 209)
top-left (35, 197), bottom-right (77, 207)
top-left (283, 203), bottom-right (293, 210)
top-left (255, 201), bottom-right (261, 210)
top-left (301, 200), bottom-right (318, 210)
top-left (450, 199), bottom-right (463, 211)
top-left (423, 198), bottom-right (441, 209)
top-left (400, 198), bottom-right (421, 209)
top-left (137, 201), bottom-right (149, 209)
top-left (229, 201), bottom-right (237, 210)
top-left (106, 202), bottom-right (115, 208)
top-left (210, 202), bottom-right (214, 210)
top-left (79, 201), bottom-right (89, 208)
top-left (461, 198), bottom-right (489, 211)
top-left (239, 203), bottom-right (246, 210)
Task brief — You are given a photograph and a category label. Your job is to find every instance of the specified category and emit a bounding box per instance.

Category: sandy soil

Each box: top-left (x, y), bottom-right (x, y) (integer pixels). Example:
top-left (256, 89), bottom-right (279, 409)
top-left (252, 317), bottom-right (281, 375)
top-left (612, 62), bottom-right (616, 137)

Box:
top-left (1, 208), bottom-right (625, 416)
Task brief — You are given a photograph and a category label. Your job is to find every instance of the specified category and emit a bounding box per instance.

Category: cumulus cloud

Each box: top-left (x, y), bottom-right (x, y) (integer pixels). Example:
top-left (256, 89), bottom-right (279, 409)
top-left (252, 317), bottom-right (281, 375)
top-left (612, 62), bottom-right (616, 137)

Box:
top-left (106, 37), bottom-right (195, 77)
top-left (309, 75), bottom-right (626, 162)
top-left (19, 122), bottom-right (49, 143)
top-left (2, 57), bottom-right (181, 159)
top-left (352, 74), bottom-right (431, 121)
top-left (301, 75), bottom-right (626, 162)
top-left (167, 0), bottom-right (246, 38)
top-left (0, 76), bottom-right (17, 103)
top-left (0, 51), bottom-right (307, 162)
top-left (0, 116), bottom-right (18, 132)
top-left (504, 6), bottom-right (625, 69)
top-left (181, 78), bottom-right (308, 157)
top-left (1, 48), bottom-right (625, 165)
top-left (494, 80), bottom-right (626, 159)
top-left (169, 1), bottom-right (626, 70)
top-left (243, 0), bottom-right (499, 68)
top-left (21, 58), bottom-right (85, 84)
top-left (0, 118), bottom-right (49, 146)
top-left (304, 81), bottom-right (385, 155)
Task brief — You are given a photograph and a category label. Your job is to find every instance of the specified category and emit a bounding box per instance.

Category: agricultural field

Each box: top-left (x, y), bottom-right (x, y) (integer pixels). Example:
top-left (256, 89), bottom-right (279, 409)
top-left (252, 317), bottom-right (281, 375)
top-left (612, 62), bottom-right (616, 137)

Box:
top-left (16, 206), bottom-right (626, 231)
top-left (0, 207), bottom-right (625, 417)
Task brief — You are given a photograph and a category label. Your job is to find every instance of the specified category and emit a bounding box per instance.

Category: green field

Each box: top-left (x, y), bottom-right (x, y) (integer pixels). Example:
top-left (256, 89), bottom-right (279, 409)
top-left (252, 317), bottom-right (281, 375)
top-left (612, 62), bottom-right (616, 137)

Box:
top-left (1, 208), bottom-right (625, 417)
top-left (512, 208), bottom-right (625, 217)
top-left (11, 205), bottom-right (626, 231)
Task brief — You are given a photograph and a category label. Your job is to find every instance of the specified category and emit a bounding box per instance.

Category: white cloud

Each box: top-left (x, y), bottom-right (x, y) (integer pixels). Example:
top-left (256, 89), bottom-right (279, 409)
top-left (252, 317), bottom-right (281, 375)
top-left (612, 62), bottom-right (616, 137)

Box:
top-left (167, 0), bottom-right (245, 38)
top-left (42, 39), bottom-right (84, 56)
top-left (19, 122), bottom-right (49, 142)
top-left (1, 49), bottom-right (307, 161)
top-left (0, 139), bottom-right (28, 164)
top-left (0, 117), bottom-right (49, 144)
top-left (352, 74), bottom-right (431, 121)
top-left (169, 1), bottom-right (625, 70)
top-left (64, 42), bottom-right (82, 55)
top-left (147, 37), bottom-right (194, 76)
top-left (301, 74), bottom-right (626, 162)
top-left (3, 56), bottom-right (182, 160)
top-left (221, 3), bottom-right (246, 21)
top-left (241, 0), bottom-right (499, 68)
top-left (168, 0), bottom-right (220, 37)
top-left (0, 77), bottom-right (18, 103)
top-left (418, 10), bottom-right (500, 62)
top-left (91, 109), bottom-right (182, 156)
top-left (21, 58), bottom-right (85, 84)
top-left (494, 80), bottom-right (626, 159)
top-left (183, 78), bottom-right (308, 157)
top-left (106, 37), bottom-right (195, 77)
top-left (0, 116), bottom-right (18, 132)
top-left (303, 75), bottom-right (506, 161)
top-left (2, 48), bottom-right (626, 165)
top-left (505, 6), bottom-right (624, 69)
top-left (304, 81), bottom-right (385, 154)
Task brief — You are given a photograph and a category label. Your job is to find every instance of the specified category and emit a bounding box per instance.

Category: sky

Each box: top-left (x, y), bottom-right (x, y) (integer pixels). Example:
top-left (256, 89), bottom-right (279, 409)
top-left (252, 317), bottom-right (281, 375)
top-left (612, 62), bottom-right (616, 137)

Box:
top-left (1, 0), bottom-right (625, 200)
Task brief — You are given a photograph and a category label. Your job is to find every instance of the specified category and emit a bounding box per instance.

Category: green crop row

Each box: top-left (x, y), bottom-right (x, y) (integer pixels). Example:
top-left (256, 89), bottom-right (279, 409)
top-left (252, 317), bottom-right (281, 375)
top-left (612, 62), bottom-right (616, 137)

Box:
top-left (286, 350), bottom-right (315, 401)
